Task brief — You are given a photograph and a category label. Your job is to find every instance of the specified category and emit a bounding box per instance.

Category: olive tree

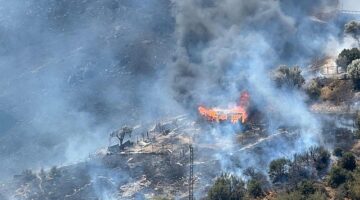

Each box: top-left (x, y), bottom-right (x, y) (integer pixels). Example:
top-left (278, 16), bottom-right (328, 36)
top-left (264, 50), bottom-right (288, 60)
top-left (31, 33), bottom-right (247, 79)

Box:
top-left (207, 173), bottom-right (246, 200)
top-left (268, 158), bottom-right (291, 184)
top-left (336, 48), bottom-right (360, 71)
top-left (273, 66), bottom-right (305, 89)
top-left (347, 59), bottom-right (360, 89)
top-left (345, 20), bottom-right (360, 46)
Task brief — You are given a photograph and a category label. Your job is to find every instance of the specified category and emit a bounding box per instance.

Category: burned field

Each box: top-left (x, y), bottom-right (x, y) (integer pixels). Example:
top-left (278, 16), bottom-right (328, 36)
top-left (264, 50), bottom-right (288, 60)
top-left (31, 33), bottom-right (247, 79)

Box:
top-left (2, 103), bottom-right (358, 200)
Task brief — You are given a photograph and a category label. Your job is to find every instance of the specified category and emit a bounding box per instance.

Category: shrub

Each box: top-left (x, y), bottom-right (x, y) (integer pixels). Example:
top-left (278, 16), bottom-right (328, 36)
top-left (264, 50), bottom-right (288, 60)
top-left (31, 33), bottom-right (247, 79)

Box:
top-left (273, 66), bottom-right (305, 89)
top-left (306, 79), bottom-right (321, 101)
top-left (340, 152), bottom-right (356, 171)
top-left (207, 173), bottom-right (246, 200)
top-left (328, 166), bottom-right (348, 188)
top-left (311, 146), bottom-right (331, 171)
top-left (276, 191), bottom-right (303, 200)
top-left (355, 130), bottom-right (360, 139)
top-left (297, 180), bottom-right (316, 196)
top-left (276, 190), bottom-right (326, 200)
top-left (348, 169), bottom-right (360, 200)
top-left (247, 179), bottom-right (263, 198)
top-left (269, 158), bottom-right (291, 184)
top-left (333, 147), bottom-right (343, 157)
top-left (306, 191), bottom-right (328, 200)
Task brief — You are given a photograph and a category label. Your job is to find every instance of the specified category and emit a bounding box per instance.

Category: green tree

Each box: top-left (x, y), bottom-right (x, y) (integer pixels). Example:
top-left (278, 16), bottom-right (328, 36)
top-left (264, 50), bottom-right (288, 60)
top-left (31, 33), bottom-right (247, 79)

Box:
top-left (310, 146), bottom-right (330, 171)
top-left (207, 173), bottom-right (246, 200)
top-left (247, 179), bottom-right (263, 198)
top-left (336, 48), bottom-right (360, 71)
top-left (273, 66), bottom-right (305, 89)
top-left (328, 166), bottom-right (348, 188)
top-left (340, 152), bottom-right (356, 171)
top-left (344, 21), bottom-right (360, 46)
top-left (306, 79), bottom-right (321, 101)
top-left (269, 158), bottom-right (291, 183)
top-left (348, 59), bottom-right (360, 89)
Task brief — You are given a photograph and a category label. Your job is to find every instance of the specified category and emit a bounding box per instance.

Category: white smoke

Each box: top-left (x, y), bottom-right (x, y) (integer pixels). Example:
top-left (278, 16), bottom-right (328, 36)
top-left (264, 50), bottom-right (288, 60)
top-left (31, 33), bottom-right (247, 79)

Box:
top-left (168, 0), bottom-right (339, 181)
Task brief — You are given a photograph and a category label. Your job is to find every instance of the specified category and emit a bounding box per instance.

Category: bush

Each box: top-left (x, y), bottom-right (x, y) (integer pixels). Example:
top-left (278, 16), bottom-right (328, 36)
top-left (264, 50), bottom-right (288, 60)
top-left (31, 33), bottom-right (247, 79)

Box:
top-left (355, 130), bottom-right (360, 139)
top-left (306, 191), bottom-right (328, 200)
top-left (297, 181), bottom-right (316, 196)
top-left (269, 158), bottom-right (291, 184)
top-left (247, 179), bottom-right (263, 198)
top-left (334, 184), bottom-right (347, 200)
top-left (340, 152), bottom-right (357, 171)
top-left (276, 190), bottom-right (326, 200)
top-left (276, 191), bottom-right (303, 200)
top-left (310, 146), bottom-right (330, 171)
top-left (348, 169), bottom-right (360, 200)
top-left (275, 180), bottom-right (327, 200)
top-left (243, 167), bottom-right (270, 190)
top-left (333, 147), bottom-right (343, 157)
top-left (336, 48), bottom-right (360, 70)
top-left (273, 66), bottom-right (305, 89)
top-left (328, 166), bottom-right (348, 188)
top-left (306, 79), bottom-right (321, 101)
top-left (207, 173), bottom-right (246, 200)
top-left (348, 59), bottom-right (360, 89)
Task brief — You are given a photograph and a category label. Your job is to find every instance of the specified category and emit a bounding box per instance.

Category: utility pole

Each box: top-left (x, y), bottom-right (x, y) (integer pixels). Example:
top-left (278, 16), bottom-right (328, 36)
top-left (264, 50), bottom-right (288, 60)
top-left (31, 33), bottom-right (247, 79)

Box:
top-left (189, 144), bottom-right (194, 200)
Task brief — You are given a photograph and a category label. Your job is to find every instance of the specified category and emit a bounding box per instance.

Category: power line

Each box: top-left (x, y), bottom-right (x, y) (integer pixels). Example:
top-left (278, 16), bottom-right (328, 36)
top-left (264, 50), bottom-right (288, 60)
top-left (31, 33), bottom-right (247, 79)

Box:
top-left (189, 144), bottom-right (194, 200)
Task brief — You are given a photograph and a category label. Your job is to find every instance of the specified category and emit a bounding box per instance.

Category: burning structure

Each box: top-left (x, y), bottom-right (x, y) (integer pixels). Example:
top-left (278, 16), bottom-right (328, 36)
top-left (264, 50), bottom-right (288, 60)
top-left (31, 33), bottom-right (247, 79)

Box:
top-left (198, 91), bottom-right (250, 124)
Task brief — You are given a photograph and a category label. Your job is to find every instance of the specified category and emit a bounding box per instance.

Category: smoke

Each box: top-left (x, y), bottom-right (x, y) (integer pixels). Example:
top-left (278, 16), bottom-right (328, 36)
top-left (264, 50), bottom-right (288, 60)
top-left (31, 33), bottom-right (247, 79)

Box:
top-left (0, 0), bottom-right (179, 179)
top-left (0, 0), bottom-right (354, 198)
top-left (169, 0), bottom-right (341, 180)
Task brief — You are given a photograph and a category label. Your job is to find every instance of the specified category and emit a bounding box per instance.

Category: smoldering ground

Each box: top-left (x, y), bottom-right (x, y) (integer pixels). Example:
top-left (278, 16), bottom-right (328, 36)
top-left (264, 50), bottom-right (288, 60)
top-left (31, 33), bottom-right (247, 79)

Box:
top-left (0, 0), bottom-right (355, 198)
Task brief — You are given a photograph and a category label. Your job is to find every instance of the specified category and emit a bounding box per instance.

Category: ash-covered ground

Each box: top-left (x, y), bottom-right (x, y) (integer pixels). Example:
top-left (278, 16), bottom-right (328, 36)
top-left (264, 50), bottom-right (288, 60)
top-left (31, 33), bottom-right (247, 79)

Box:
top-left (0, 110), bottom-right (356, 199)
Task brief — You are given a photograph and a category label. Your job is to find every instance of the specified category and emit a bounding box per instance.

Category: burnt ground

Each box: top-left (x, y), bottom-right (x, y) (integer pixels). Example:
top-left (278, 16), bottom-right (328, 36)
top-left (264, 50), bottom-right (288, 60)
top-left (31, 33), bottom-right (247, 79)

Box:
top-left (0, 108), bottom-right (358, 200)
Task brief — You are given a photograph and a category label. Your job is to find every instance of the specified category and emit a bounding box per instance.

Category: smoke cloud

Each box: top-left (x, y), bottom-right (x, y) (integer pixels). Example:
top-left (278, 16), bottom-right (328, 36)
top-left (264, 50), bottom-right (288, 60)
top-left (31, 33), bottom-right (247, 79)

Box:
top-left (0, 0), bottom-right (178, 179)
top-left (0, 0), bottom-right (352, 197)
top-left (168, 0), bottom-right (342, 179)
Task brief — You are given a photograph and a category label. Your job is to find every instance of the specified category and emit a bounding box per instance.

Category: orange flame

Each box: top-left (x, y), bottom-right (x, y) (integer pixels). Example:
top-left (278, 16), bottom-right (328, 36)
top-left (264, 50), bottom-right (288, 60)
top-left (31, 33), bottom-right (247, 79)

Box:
top-left (198, 91), bottom-right (249, 124)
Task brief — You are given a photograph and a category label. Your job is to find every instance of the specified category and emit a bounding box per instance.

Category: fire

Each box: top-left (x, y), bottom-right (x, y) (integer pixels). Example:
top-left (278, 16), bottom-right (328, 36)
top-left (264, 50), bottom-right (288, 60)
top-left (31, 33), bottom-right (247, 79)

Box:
top-left (198, 91), bottom-right (249, 124)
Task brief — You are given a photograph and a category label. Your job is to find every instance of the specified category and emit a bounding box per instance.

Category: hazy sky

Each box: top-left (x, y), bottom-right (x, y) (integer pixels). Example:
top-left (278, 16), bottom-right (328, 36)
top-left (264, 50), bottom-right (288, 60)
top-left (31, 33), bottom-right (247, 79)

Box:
top-left (341, 0), bottom-right (360, 11)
